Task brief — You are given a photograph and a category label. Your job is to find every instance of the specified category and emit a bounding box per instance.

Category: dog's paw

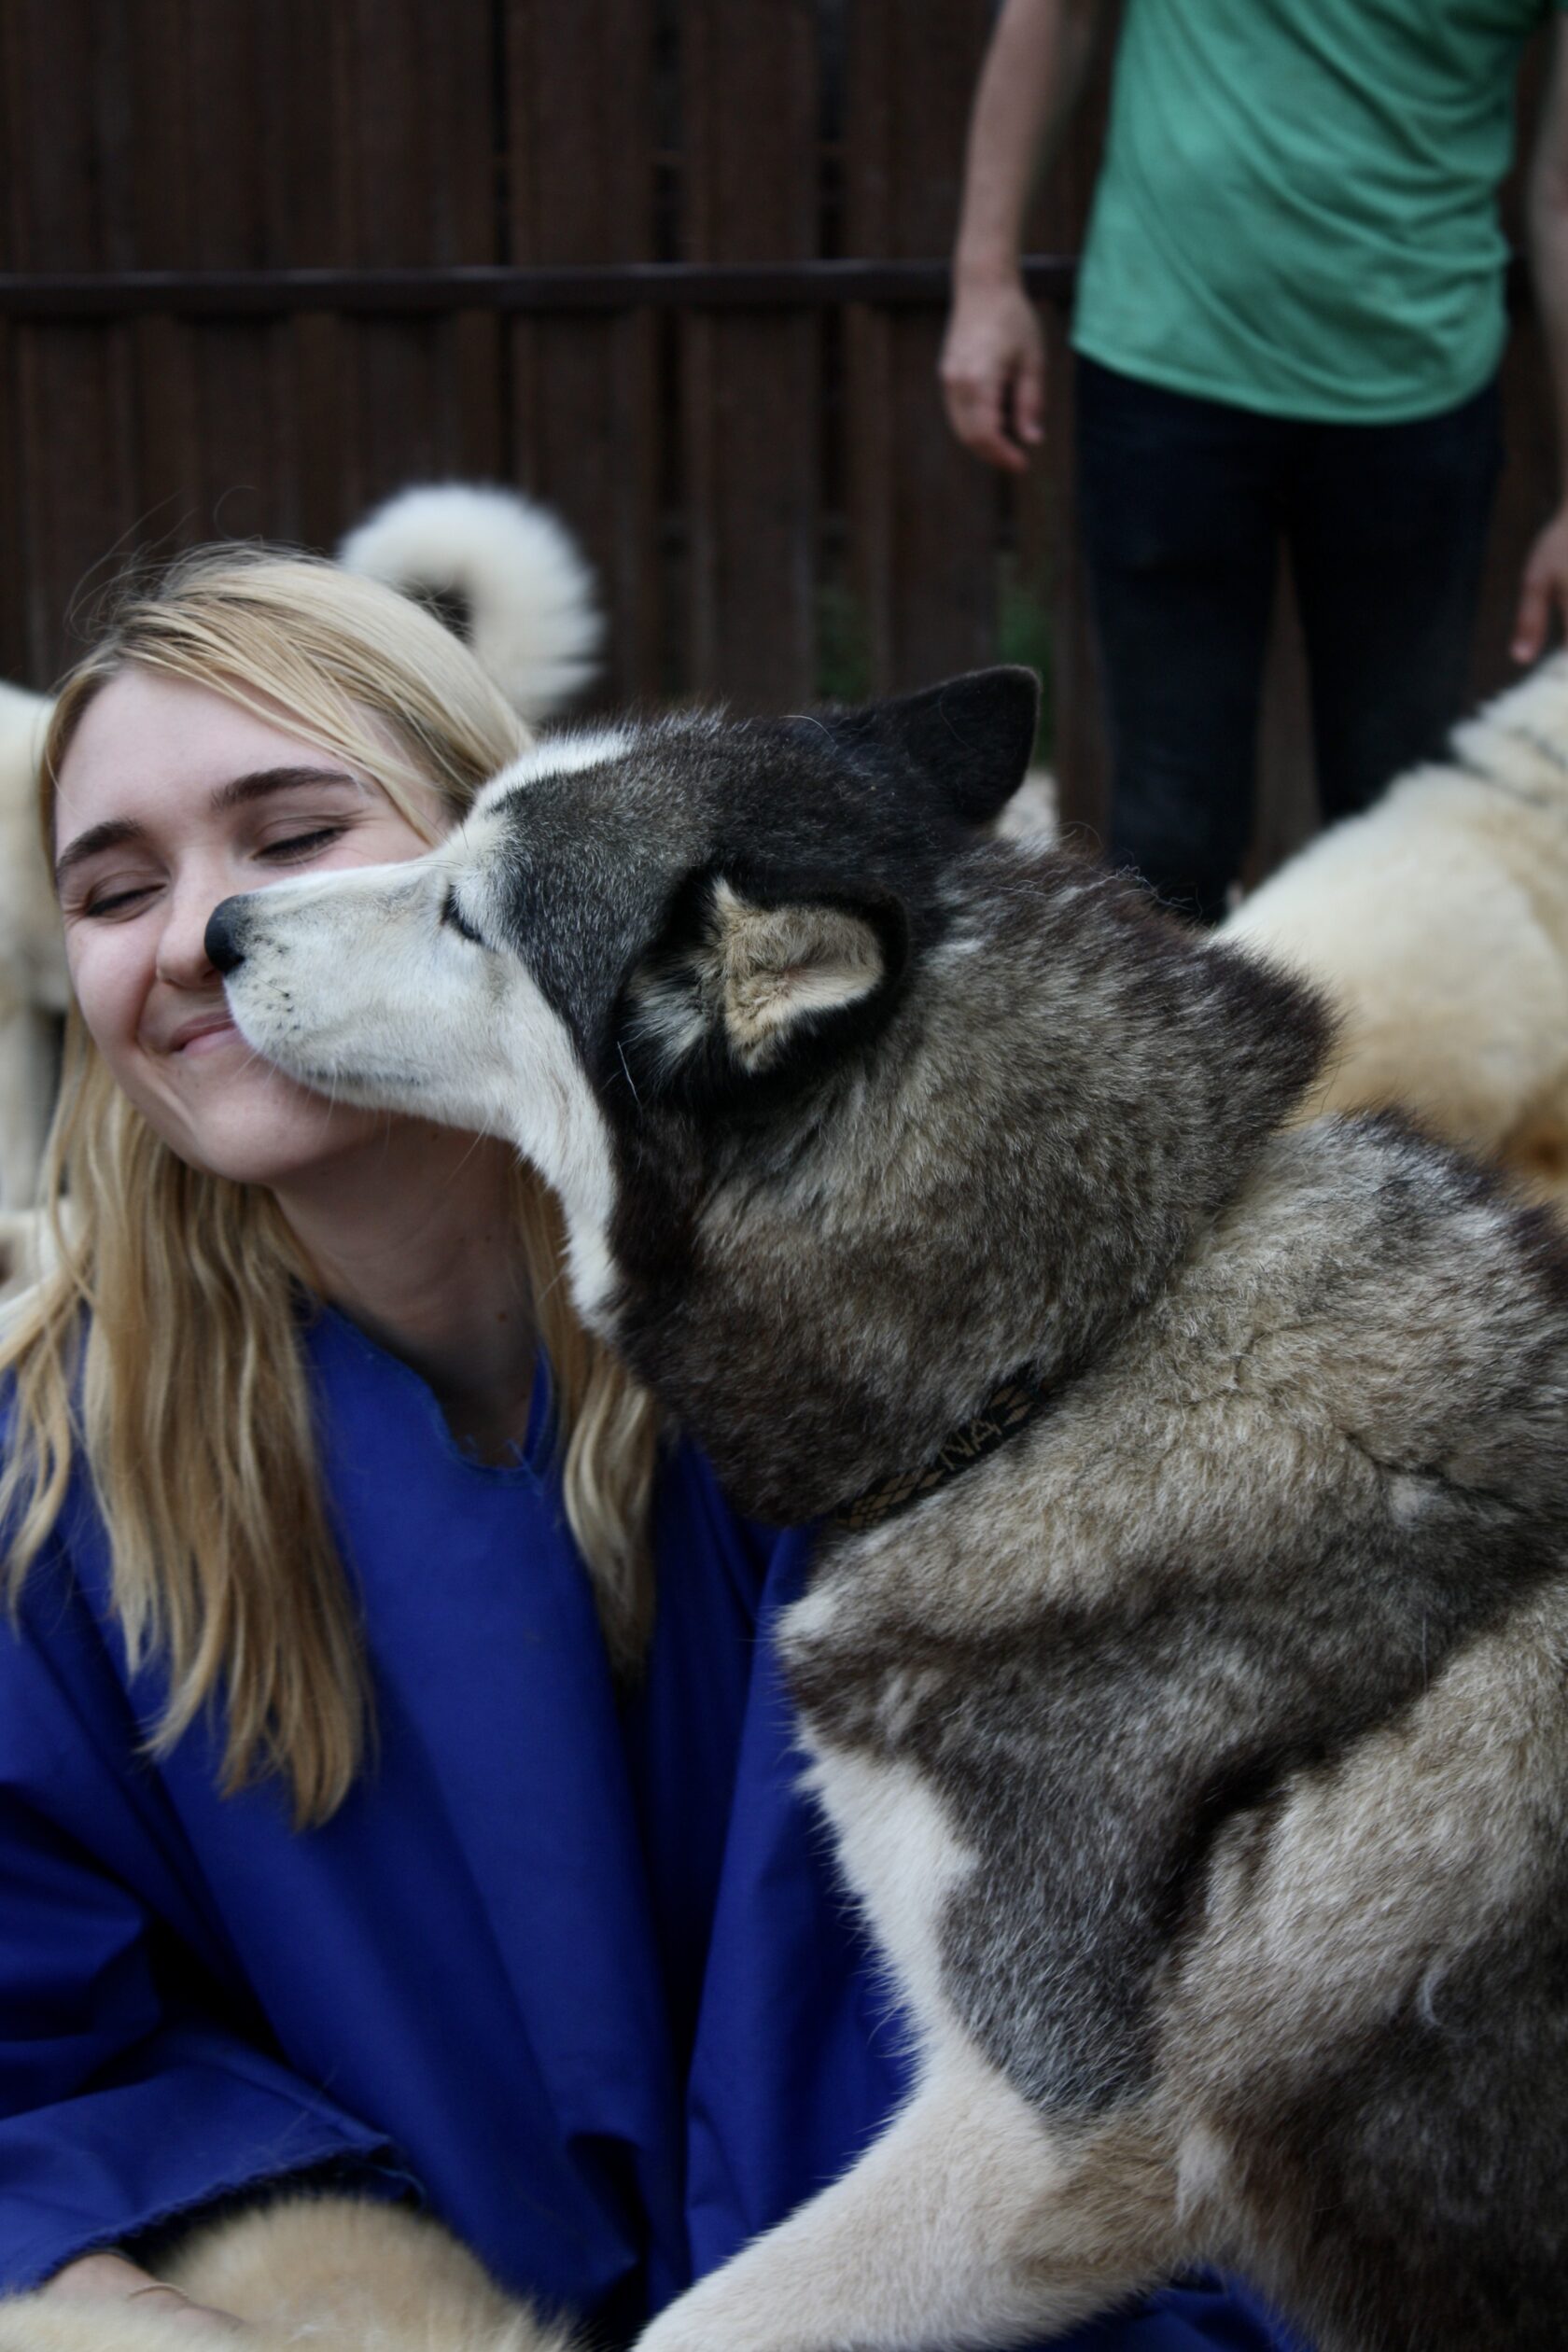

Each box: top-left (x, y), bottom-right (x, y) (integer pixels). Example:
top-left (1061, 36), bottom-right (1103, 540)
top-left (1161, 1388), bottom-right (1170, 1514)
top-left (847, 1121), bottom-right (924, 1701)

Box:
top-left (637, 2280), bottom-right (779, 2352)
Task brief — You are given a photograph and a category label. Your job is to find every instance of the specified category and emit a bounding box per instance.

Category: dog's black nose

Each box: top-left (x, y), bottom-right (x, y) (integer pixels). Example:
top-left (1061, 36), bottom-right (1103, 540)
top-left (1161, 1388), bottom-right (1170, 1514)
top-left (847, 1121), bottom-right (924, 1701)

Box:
top-left (204, 897), bottom-right (249, 975)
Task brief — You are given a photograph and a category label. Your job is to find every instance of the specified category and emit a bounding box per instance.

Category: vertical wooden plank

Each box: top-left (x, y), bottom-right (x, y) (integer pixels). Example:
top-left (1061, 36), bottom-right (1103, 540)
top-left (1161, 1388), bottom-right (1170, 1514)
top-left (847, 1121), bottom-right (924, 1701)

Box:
top-left (126, 0), bottom-right (205, 563)
top-left (0, 4), bottom-right (26, 685)
top-left (679, 0), bottom-right (818, 710)
top-left (0, 312), bottom-right (23, 685)
top-left (505, 0), bottom-right (661, 708)
top-left (175, 0), bottom-right (280, 548)
top-left (845, 0), bottom-right (996, 696)
top-left (12, 319), bottom-right (137, 685)
top-left (338, 0), bottom-right (501, 535)
top-left (280, 0), bottom-right (361, 548)
top-left (7, 0), bottom-right (139, 684)
top-left (839, 1), bottom-right (895, 698)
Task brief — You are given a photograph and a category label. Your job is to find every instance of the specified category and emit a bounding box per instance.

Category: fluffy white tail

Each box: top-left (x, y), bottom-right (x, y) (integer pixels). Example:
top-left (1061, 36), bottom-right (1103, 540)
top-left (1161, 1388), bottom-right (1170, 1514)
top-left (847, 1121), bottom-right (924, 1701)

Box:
top-left (339, 483), bottom-right (603, 723)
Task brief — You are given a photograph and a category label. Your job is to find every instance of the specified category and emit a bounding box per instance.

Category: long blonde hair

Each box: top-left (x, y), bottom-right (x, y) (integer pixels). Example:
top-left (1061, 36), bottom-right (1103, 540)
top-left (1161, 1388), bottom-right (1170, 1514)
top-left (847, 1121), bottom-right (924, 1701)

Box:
top-left (0, 548), bottom-right (659, 1826)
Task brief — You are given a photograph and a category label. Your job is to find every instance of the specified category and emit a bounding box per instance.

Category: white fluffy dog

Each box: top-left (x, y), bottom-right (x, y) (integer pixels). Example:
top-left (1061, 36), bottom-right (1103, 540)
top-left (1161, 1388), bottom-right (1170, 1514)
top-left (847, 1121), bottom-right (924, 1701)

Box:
top-left (1222, 655), bottom-right (1568, 1205)
top-left (0, 2193), bottom-right (572, 2351)
top-left (0, 483), bottom-right (601, 1222)
top-left (0, 679), bottom-right (68, 1213)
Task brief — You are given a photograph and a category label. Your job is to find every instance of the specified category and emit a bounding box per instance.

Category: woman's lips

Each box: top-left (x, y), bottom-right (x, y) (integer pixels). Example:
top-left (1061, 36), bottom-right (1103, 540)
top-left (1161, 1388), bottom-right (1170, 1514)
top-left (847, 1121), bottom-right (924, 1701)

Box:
top-left (168, 1014), bottom-right (239, 1055)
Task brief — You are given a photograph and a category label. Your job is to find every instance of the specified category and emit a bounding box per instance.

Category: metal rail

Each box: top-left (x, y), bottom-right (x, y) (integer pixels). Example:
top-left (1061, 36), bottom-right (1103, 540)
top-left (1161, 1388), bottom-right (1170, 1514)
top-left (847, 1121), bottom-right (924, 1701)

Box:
top-left (0, 257), bottom-right (1078, 320)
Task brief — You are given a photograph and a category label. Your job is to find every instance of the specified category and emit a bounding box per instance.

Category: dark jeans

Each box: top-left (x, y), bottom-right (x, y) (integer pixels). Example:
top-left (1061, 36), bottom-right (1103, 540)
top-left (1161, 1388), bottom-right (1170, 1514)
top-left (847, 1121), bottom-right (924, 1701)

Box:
top-left (1075, 354), bottom-right (1504, 922)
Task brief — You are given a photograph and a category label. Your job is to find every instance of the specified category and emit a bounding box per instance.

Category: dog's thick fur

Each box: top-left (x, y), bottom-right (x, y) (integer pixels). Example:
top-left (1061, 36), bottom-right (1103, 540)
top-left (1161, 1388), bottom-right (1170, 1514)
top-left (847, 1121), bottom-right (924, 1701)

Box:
top-left (1223, 653), bottom-right (1568, 1204)
top-left (210, 671), bottom-right (1568, 2352)
top-left (0, 2194), bottom-right (572, 2349)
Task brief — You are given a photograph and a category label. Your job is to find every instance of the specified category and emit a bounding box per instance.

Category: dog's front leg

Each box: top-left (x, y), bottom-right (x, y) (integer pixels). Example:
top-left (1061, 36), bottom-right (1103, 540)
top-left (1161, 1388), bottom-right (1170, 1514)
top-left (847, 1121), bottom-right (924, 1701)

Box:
top-left (639, 2042), bottom-right (1180, 2352)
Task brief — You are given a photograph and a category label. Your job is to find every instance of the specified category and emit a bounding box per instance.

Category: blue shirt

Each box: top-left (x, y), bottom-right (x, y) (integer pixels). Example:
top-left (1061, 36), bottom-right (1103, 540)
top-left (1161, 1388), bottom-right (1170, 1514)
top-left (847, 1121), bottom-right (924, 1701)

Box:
top-left (0, 1304), bottom-right (1299, 2349)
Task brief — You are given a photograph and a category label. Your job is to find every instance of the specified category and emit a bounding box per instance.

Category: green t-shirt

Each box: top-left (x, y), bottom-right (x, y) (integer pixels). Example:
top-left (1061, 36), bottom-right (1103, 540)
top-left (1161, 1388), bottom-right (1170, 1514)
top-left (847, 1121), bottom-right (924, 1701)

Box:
top-left (1072, 0), bottom-right (1561, 422)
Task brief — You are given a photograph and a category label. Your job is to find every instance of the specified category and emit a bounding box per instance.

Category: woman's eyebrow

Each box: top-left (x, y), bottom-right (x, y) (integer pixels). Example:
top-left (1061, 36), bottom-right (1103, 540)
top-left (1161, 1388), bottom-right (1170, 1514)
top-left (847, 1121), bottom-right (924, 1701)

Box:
top-left (54, 767), bottom-right (365, 890)
top-left (207, 764), bottom-right (364, 812)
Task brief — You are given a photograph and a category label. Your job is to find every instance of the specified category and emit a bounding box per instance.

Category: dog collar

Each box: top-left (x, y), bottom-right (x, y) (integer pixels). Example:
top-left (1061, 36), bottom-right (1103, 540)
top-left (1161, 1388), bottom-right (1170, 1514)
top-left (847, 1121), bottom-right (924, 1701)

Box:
top-left (829, 1366), bottom-right (1053, 1535)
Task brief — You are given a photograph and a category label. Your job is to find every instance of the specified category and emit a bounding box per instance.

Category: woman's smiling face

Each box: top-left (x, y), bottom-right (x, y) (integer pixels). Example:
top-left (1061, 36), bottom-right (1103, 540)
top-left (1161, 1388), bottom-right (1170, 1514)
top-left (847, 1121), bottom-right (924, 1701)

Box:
top-left (54, 665), bottom-right (445, 1186)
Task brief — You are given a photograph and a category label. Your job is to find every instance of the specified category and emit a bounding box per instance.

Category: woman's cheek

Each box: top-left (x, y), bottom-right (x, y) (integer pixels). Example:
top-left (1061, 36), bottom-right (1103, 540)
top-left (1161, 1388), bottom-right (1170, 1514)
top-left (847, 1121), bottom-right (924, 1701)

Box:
top-left (65, 937), bottom-right (132, 1056)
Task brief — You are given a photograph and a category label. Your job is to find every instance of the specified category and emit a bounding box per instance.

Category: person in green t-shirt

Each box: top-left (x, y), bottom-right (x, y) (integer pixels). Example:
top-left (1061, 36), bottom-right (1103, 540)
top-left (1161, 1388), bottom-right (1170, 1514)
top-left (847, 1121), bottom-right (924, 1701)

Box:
top-left (941, 0), bottom-right (1568, 920)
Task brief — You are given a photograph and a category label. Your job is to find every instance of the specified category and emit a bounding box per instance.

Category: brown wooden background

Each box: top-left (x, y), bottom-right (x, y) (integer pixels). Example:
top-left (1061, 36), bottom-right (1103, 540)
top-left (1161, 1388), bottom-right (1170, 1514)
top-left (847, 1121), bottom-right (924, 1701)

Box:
top-left (0, 0), bottom-right (1558, 869)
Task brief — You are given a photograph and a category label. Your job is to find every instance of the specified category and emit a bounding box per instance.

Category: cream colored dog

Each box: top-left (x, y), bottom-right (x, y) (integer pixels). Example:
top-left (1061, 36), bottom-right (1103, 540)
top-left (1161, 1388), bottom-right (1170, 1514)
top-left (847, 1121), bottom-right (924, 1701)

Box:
top-left (0, 2194), bottom-right (573, 2351)
top-left (1223, 655), bottom-right (1568, 1205)
top-left (0, 679), bottom-right (68, 1212)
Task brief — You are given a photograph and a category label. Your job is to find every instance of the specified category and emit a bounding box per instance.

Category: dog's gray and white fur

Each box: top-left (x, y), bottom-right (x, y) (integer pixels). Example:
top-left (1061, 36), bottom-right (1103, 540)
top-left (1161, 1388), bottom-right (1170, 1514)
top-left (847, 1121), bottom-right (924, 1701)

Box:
top-left (207, 670), bottom-right (1568, 2352)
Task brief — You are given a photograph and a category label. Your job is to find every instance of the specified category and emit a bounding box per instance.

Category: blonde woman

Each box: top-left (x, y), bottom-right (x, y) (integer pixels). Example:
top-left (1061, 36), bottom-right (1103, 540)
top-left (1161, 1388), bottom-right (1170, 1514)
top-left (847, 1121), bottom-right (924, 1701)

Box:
top-left (0, 544), bottom-right (1292, 2352)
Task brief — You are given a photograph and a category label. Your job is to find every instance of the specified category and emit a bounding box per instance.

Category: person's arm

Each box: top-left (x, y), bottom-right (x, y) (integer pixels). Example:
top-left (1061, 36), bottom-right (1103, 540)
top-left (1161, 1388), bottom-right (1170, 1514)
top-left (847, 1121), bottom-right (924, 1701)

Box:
top-left (1513, 17), bottom-right (1568, 662)
top-left (939, 0), bottom-right (1111, 473)
top-left (0, 1549), bottom-right (399, 2303)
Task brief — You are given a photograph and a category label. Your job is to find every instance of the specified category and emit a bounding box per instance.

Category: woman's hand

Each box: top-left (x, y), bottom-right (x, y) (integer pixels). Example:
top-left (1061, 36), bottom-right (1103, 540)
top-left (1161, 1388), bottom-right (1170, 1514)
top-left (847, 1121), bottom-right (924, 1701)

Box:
top-left (938, 275), bottom-right (1047, 473)
top-left (1511, 500), bottom-right (1568, 664)
top-left (43, 2248), bottom-right (246, 2332)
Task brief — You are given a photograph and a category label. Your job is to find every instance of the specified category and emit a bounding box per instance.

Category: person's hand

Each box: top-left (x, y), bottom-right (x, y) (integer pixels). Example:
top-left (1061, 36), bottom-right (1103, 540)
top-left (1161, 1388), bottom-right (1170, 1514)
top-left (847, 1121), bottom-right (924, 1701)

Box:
top-left (939, 275), bottom-right (1046, 472)
top-left (43, 2248), bottom-right (247, 2332)
top-left (1511, 500), bottom-right (1568, 664)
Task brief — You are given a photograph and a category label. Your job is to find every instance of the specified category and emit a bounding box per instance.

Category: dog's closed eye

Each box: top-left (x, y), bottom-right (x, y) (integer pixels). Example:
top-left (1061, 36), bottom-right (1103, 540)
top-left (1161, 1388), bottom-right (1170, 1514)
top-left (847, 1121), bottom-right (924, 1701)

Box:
top-left (441, 887), bottom-right (486, 948)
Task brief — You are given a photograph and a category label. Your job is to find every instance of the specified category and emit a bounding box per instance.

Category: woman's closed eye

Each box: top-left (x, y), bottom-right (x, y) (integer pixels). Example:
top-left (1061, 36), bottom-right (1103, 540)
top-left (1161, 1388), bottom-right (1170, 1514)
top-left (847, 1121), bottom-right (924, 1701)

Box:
top-left (77, 878), bottom-right (159, 920)
top-left (70, 825), bottom-right (352, 919)
top-left (255, 824), bottom-right (349, 865)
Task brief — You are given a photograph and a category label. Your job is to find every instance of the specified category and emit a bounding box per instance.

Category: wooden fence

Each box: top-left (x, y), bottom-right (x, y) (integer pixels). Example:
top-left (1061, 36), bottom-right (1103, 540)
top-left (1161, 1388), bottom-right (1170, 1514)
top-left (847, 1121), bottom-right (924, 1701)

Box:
top-left (0, 1), bottom-right (1557, 865)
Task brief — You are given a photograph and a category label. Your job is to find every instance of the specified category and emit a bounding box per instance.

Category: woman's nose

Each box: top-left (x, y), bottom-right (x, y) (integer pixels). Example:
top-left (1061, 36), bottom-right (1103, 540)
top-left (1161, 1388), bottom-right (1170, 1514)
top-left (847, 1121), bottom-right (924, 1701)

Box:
top-left (154, 869), bottom-right (227, 987)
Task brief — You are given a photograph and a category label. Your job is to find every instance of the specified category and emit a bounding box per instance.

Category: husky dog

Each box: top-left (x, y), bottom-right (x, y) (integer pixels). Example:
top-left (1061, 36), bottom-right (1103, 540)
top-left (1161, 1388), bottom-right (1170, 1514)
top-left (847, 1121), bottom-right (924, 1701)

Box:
top-left (0, 2193), bottom-right (573, 2350)
top-left (207, 669), bottom-right (1568, 2352)
top-left (1223, 652), bottom-right (1568, 1206)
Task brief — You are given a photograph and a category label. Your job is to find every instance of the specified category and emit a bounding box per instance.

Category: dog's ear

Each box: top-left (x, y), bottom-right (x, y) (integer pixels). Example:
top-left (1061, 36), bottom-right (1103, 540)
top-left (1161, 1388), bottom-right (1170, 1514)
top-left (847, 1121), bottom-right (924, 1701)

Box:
top-left (623, 874), bottom-right (905, 1095)
top-left (705, 880), bottom-right (890, 1072)
top-left (832, 666), bottom-right (1040, 825)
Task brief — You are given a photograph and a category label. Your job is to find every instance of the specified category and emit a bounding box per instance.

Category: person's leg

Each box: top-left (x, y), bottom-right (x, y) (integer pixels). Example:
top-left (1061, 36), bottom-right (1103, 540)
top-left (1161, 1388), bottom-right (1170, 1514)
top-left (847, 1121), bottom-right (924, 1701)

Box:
top-left (1075, 356), bottom-right (1282, 923)
top-left (1287, 376), bottom-right (1504, 826)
